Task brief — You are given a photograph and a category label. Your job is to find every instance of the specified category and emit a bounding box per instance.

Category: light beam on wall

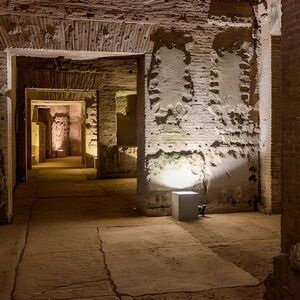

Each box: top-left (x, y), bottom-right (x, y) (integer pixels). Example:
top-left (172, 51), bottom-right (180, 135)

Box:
top-left (159, 163), bottom-right (199, 189)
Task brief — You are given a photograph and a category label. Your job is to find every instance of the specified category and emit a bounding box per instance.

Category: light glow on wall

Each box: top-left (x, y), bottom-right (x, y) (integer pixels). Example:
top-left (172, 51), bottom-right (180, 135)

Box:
top-left (159, 163), bottom-right (199, 189)
top-left (148, 153), bottom-right (205, 191)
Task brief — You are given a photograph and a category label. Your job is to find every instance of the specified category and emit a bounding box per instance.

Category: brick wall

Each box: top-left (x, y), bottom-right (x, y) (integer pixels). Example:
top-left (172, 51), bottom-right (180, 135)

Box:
top-left (265, 1), bottom-right (300, 298)
top-left (271, 36), bottom-right (282, 214)
top-left (256, 0), bottom-right (282, 214)
top-left (281, 0), bottom-right (300, 253)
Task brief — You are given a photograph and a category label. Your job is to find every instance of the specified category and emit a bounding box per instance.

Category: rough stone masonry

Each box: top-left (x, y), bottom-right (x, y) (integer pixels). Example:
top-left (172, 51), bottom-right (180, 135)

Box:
top-left (0, 0), bottom-right (281, 218)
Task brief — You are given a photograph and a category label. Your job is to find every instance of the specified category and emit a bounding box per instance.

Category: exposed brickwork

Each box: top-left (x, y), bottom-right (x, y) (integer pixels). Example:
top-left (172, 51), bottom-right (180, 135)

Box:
top-left (265, 1), bottom-right (300, 298)
top-left (271, 36), bottom-right (282, 214)
top-left (280, 0), bottom-right (300, 254)
top-left (209, 0), bottom-right (253, 18)
top-left (0, 1), bottom-right (269, 218)
top-left (256, 0), bottom-right (282, 214)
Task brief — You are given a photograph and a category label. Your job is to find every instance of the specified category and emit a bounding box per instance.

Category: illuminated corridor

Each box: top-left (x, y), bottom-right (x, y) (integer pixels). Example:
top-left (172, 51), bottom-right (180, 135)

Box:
top-left (1, 0), bottom-right (299, 298)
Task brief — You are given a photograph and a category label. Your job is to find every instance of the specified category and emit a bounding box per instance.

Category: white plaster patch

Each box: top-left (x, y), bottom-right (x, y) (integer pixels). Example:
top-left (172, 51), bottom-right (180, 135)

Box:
top-left (149, 46), bottom-right (193, 131)
top-left (86, 103), bottom-right (98, 157)
top-left (218, 53), bottom-right (243, 105)
top-left (151, 46), bottom-right (187, 109)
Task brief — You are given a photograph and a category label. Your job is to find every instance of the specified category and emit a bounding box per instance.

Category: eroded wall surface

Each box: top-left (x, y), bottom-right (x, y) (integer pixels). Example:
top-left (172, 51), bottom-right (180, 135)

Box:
top-left (69, 103), bottom-right (82, 156)
top-left (0, 0), bottom-right (265, 216)
top-left (145, 24), bottom-right (259, 214)
top-left (51, 106), bottom-right (70, 155)
top-left (85, 100), bottom-right (97, 166)
top-left (50, 104), bottom-right (82, 156)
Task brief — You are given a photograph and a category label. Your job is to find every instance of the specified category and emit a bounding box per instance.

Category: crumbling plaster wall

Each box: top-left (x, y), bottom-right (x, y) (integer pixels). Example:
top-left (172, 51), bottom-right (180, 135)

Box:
top-left (85, 100), bottom-right (98, 166)
top-left (0, 0), bottom-right (264, 217)
top-left (206, 27), bottom-right (259, 212)
top-left (50, 104), bottom-right (82, 156)
top-left (69, 103), bottom-right (82, 156)
top-left (50, 105), bottom-right (70, 155)
top-left (145, 24), bottom-right (259, 214)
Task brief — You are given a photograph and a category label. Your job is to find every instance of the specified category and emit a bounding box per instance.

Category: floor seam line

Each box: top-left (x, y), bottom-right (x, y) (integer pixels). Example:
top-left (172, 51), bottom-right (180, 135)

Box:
top-left (121, 281), bottom-right (264, 298)
top-left (96, 227), bottom-right (123, 300)
top-left (10, 184), bottom-right (38, 300)
top-left (26, 279), bottom-right (111, 299)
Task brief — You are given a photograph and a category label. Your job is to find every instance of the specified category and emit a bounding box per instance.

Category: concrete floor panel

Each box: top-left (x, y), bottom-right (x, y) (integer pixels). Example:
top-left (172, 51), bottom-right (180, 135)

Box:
top-left (36, 169), bottom-right (88, 182)
top-left (0, 158), bottom-right (280, 300)
top-left (101, 224), bottom-right (200, 251)
top-left (102, 226), bottom-right (259, 296)
top-left (0, 225), bottom-right (27, 300)
top-left (32, 196), bottom-right (118, 212)
top-left (25, 227), bottom-right (100, 255)
top-left (13, 251), bottom-right (110, 299)
top-left (37, 181), bottom-right (107, 198)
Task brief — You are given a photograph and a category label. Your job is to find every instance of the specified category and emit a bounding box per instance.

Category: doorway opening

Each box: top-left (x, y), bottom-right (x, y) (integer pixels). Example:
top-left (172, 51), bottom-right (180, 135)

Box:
top-left (30, 100), bottom-right (85, 168)
top-left (98, 90), bottom-right (138, 178)
top-left (25, 88), bottom-right (98, 176)
top-left (12, 54), bottom-right (142, 187)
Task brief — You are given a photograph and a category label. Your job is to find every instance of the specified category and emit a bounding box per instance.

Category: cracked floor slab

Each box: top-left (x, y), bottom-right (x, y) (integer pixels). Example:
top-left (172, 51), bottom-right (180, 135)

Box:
top-left (0, 158), bottom-right (280, 300)
top-left (101, 225), bottom-right (259, 296)
top-left (13, 251), bottom-right (112, 299)
top-left (0, 224), bottom-right (27, 300)
top-left (25, 227), bottom-right (100, 255)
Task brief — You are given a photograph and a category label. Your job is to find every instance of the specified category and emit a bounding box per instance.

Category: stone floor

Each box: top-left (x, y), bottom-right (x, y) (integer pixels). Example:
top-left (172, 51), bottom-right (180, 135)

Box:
top-left (0, 157), bottom-right (280, 300)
